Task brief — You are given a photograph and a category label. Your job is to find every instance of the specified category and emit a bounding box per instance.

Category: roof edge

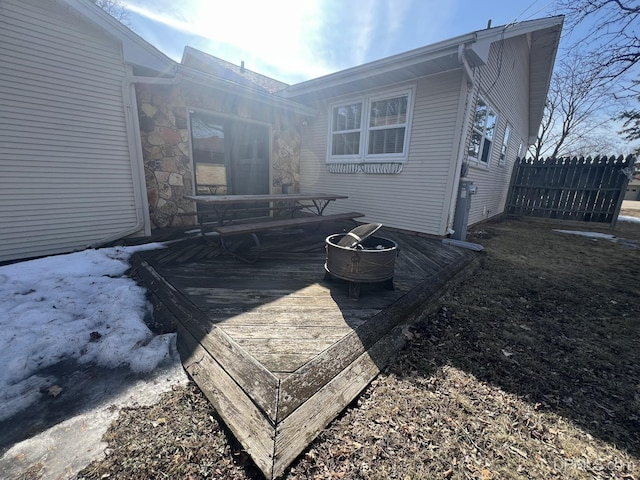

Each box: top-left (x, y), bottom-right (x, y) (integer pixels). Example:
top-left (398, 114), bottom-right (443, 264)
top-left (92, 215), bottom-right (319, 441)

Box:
top-left (280, 31), bottom-right (476, 99)
top-left (281, 15), bottom-right (564, 100)
top-left (175, 65), bottom-right (316, 117)
top-left (57, 0), bottom-right (176, 75)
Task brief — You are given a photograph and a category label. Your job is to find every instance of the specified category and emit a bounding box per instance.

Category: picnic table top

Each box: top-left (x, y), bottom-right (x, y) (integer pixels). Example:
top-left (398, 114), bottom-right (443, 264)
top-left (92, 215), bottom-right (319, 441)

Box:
top-left (185, 193), bottom-right (348, 205)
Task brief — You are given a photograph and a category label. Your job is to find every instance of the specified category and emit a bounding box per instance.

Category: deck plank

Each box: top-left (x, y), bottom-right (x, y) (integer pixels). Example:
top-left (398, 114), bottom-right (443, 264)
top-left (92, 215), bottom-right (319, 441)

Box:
top-left (180, 334), bottom-right (276, 477)
top-left (131, 257), bottom-right (281, 421)
top-left (272, 324), bottom-right (407, 479)
top-left (276, 249), bottom-right (477, 421)
top-left (132, 226), bottom-right (480, 479)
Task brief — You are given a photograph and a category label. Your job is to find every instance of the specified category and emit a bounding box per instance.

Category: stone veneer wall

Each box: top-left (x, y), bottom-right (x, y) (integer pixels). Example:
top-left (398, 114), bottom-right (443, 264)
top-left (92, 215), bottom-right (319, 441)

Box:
top-left (135, 82), bottom-right (302, 229)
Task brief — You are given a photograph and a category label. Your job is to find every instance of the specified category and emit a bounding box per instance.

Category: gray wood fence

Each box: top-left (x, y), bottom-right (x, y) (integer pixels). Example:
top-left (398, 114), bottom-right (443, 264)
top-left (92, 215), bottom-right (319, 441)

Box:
top-left (505, 155), bottom-right (636, 226)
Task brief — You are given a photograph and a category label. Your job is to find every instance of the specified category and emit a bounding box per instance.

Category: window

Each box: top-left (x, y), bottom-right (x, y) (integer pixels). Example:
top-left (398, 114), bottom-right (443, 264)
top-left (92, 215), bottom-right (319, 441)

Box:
top-left (329, 89), bottom-right (413, 163)
top-left (368, 95), bottom-right (408, 155)
top-left (500, 124), bottom-right (511, 166)
top-left (331, 103), bottom-right (362, 156)
top-left (468, 97), bottom-right (497, 165)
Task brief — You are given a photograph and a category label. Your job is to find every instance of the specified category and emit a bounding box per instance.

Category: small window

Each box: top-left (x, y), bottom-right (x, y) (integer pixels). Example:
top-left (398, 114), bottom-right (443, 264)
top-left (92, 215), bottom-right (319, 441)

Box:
top-left (500, 124), bottom-right (511, 166)
top-left (468, 97), bottom-right (497, 165)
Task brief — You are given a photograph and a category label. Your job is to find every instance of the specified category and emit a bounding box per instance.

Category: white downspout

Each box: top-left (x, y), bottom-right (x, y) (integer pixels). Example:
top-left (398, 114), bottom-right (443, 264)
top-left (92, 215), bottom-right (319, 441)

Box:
top-left (446, 45), bottom-right (476, 235)
top-left (90, 71), bottom-right (183, 247)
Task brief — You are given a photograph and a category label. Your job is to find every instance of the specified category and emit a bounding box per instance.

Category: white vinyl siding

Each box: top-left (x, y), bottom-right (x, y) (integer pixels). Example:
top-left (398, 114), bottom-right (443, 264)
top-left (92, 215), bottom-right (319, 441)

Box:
top-left (0, 0), bottom-right (141, 262)
top-left (300, 35), bottom-right (533, 235)
top-left (464, 35), bottom-right (531, 226)
top-left (301, 72), bottom-right (463, 235)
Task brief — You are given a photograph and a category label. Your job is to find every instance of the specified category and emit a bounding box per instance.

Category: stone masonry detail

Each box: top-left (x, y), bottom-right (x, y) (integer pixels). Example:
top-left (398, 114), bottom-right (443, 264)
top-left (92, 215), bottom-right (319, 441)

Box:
top-left (136, 82), bottom-right (303, 229)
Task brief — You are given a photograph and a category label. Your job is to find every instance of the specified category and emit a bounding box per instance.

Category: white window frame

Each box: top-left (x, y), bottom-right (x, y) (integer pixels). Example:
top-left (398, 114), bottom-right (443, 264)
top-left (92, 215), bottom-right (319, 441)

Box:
top-left (468, 96), bottom-right (498, 167)
top-left (327, 87), bottom-right (414, 164)
top-left (499, 123), bottom-right (511, 166)
top-left (329, 101), bottom-right (363, 160)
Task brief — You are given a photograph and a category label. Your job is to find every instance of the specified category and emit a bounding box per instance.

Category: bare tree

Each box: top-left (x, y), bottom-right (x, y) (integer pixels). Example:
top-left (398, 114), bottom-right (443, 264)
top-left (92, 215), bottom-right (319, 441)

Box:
top-left (555, 0), bottom-right (639, 83)
top-left (529, 54), bottom-right (619, 158)
top-left (94, 0), bottom-right (132, 28)
top-left (528, 1), bottom-right (639, 159)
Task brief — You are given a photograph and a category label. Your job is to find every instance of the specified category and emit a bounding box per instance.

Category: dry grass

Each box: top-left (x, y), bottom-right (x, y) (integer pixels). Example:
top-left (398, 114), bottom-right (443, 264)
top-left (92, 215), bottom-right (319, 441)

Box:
top-left (78, 216), bottom-right (640, 480)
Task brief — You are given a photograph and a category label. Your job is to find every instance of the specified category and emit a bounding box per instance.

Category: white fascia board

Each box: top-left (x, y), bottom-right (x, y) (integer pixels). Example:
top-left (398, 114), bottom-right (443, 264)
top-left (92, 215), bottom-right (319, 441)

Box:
top-left (467, 15), bottom-right (563, 66)
top-left (283, 15), bottom-right (563, 100)
top-left (281, 33), bottom-right (476, 99)
top-left (58, 0), bottom-right (175, 74)
top-left (527, 19), bottom-right (564, 140)
top-left (464, 37), bottom-right (492, 67)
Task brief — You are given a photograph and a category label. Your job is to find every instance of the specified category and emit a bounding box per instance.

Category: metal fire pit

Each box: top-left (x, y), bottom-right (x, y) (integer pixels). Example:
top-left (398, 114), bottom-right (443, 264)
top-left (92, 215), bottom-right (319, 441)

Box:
top-left (324, 231), bottom-right (398, 299)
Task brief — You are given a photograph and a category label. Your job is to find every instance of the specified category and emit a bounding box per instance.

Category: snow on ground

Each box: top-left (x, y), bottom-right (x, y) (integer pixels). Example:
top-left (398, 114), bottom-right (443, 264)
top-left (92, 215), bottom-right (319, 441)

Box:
top-left (554, 230), bottom-right (618, 240)
top-left (552, 213), bottom-right (640, 242)
top-left (0, 243), bottom-right (176, 422)
top-left (619, 215), bottom-right (640, 224)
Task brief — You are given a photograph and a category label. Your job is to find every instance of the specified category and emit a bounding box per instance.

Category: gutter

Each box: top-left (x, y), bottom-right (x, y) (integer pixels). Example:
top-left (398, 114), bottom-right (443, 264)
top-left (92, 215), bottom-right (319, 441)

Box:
top-left (281, 32), bottom-right (477, 99)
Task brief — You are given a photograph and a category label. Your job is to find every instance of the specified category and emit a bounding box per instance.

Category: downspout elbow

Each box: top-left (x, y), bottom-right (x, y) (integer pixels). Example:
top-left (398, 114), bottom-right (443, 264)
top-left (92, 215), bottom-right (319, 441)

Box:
top-left (458, 44), bottom-right (475, 87)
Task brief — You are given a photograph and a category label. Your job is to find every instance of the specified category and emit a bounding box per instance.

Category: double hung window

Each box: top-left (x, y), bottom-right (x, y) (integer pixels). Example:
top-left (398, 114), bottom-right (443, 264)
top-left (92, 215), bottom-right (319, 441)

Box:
top-left (331, 103), bottom-right (362, 157)
top-left (468, 97), bottom-right (497, 165)
top-left (329, 89), bottom-right (413, 163)
top-left (367, 95), bottom-right (408, 155)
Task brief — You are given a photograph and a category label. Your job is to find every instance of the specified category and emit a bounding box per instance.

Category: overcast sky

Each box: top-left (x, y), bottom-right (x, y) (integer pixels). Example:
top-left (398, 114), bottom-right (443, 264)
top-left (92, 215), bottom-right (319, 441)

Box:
top-left (122, 0), bottom-right (560, 84)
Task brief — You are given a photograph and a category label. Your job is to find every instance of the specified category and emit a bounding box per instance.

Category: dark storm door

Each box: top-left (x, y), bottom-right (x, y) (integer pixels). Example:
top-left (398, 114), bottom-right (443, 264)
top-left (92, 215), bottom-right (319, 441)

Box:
top-left (191, 113), bottom-right (270, 218)
top-left (227, 121), bottom-right (270, 195)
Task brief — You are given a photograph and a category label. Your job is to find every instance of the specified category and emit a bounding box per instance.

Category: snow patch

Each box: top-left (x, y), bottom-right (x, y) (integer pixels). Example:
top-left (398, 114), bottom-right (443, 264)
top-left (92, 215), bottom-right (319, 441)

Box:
top-left (0, 243), bottom-right (173, 422)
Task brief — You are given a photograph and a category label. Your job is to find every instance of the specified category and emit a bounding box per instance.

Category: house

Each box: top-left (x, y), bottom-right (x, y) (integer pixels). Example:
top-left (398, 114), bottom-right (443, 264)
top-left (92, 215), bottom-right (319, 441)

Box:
top-left (0, 0), bottom-right (563, 263)
top-left (282, 16), bottom-right (564, 237)
top-left (625, 173), bottom-right (640, 201)
top-left (136, 47), bottom-right (313, 230)
top-left (142, 17), bottom-right (563, 237)
top-left (0, 0), bottom-right (311, 263)
top-left (143, 16), bottom-right (563, 240)
top-left (0, 0), bottom-right (173, 263)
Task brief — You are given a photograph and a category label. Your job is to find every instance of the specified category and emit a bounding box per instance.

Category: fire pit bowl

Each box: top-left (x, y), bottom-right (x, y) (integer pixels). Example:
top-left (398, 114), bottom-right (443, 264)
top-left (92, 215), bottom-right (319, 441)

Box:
top-left (324, 233), bottom-right (398, 299)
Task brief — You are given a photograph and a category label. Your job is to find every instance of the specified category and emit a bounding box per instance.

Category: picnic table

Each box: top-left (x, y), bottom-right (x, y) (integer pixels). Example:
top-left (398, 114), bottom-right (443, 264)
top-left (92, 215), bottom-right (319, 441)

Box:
top-left (184, 193), bottom-right (364, 263)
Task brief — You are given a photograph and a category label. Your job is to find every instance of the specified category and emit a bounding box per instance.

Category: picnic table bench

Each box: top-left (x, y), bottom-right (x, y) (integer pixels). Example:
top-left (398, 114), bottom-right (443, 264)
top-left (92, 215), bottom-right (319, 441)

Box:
top-left (185, 194), bottom-right (364, 263)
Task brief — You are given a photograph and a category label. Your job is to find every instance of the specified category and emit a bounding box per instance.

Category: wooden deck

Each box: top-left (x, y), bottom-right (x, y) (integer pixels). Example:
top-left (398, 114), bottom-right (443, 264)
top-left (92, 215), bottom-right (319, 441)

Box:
top-left (130, 223), bottom-right (480, 479)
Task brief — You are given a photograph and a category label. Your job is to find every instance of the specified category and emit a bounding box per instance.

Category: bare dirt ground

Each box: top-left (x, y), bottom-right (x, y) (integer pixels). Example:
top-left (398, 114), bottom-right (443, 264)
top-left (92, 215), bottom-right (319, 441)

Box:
top-left (75, 214), bottom-right (640, 480)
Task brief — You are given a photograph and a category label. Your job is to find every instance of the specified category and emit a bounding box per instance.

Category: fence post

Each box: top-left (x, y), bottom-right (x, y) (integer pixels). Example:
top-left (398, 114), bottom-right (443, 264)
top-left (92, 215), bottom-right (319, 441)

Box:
top-left (505, 156), bottom-right (523, 214)
top-left (610, 154), bottom-right (637, 228)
